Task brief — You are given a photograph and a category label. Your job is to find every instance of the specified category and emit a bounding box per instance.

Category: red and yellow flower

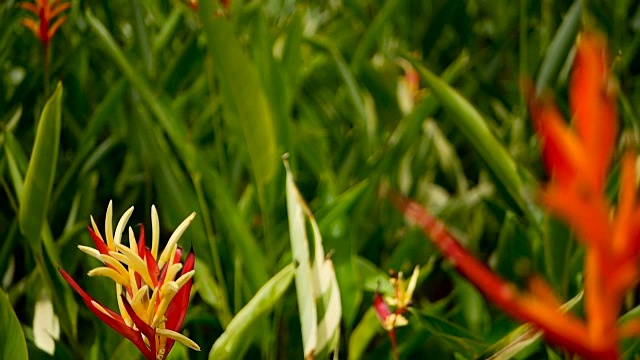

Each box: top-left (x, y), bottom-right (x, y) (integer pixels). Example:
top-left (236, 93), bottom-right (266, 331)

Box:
top-left (20, 0), bottom-right (71, 48)
top-left (59, 201), bottom-right (200, 360)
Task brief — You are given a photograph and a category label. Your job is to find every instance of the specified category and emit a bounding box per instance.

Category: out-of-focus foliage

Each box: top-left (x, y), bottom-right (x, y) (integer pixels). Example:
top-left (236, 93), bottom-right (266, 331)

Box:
top-left (3, 0), bottom-right (640, 359)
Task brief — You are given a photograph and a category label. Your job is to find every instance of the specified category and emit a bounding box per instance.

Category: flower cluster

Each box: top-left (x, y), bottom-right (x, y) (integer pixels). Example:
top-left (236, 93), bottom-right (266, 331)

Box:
top-left (20, 0), bottom-right (71, 48)
top-left (373, 266), bottom-right (419, 360)
top-left (392, 32), bottom-right (640, 359)
top-left (59, 201), bottom-right (200, 360)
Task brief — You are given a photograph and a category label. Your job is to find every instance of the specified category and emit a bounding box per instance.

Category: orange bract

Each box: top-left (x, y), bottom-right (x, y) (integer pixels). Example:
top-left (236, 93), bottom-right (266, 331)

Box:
top-left (394, 31), bottom-right (640, 359)
top-left (20, 0), bottom-right (71, 47)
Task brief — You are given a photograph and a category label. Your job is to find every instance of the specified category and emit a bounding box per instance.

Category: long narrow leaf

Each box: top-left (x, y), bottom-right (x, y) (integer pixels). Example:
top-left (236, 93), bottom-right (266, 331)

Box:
top-left (19, 83), bottom-right (62, 246)
top-left (403, 57), bottom-right (532, 220)
top-left (535, 0), bottom-right (582, 94)
top-left (199, 3), bottom-right (277, 189)
top-left (208, 263), bottom-right (295, 360)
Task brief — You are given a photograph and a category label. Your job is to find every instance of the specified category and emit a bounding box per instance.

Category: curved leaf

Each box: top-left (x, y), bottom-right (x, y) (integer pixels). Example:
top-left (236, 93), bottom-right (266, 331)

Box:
top-left (209, 263), bottom-right (295, 360)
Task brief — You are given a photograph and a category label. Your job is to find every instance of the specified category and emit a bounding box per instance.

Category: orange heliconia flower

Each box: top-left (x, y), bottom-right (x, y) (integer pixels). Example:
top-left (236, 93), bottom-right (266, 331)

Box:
top-left (393, 32), bottom-right (640, 359)
top-left (20, 0), bottom-right (71, 48)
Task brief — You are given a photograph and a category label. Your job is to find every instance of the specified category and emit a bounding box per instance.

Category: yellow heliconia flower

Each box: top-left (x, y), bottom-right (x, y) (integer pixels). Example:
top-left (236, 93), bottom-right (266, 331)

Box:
top-left (59, 201), bottom-right (200, 360)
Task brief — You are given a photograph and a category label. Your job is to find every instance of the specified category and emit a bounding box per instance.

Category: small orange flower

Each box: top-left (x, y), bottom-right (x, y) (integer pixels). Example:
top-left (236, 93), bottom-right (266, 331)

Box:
top-left (20, 0), bottom-right (70, 48)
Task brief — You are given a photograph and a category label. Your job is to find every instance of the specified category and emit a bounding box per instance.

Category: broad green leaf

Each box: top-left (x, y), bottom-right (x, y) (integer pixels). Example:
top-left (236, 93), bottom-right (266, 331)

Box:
top-left (348, 308), bottom-right (384, 360)
top-left (19, 83), bottom-right (62, 247)
top-left (208, 263), bottom-right (295, 360)
top-left (285, 159), bottom-right (342, 357)
top-left (0, 290), bottom-right (28, 360)
top-left (199, 3), bottom-right (277, 189)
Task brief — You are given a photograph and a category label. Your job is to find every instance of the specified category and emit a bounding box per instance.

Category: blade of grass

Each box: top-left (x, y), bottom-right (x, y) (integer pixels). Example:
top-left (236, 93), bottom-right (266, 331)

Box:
top-left (85, 9), bottom-right (188, 149)
top-left (534, 0), bottom-right (582, 94)
top-left (350, 0), bottom-right (402, 74)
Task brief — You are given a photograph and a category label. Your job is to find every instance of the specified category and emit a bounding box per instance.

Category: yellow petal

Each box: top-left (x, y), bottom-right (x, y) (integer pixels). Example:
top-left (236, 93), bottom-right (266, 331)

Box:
top-left (77, 245), bottom-right (101, 260)
top-left (151, 205), bottom-right (160, 260)
top-left (90, 215), bottom-right (103, 241)
top-left (112, 245), bottom-right (154, 288)
top-left (164, 263), bottom-right (183, 283)
top-left (91, 300), bottom-right (113, 319)
top-left (98, 254), bottom-right (129, 282)
top-left (175, 270), bottom-right (195, 289)
top-left (106, 201), bottom-right (114, 250)
top-left (87, 267), bottom-right (129, 286)
top-left (113, 206), bottom-right (134, 247)
top-left (156, 328), bottom-right (200, 351)
top-left (158, 212), bottom-right (196, 269)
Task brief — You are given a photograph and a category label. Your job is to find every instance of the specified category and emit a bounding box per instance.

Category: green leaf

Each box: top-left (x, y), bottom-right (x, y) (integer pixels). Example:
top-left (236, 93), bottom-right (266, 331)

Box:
top-left (0, 290), bottom-right (28, 360)
top-left (208, 263), bottom-right (295, 360)
top-left (199, 4), bottom-right (278, 189)
top-left (19, 82), bottom-right (62, 247)
top-left (535, 0), bottom-right (582, 94)
top-left (403, 56), bottom-right (532, 221)
top-left (85, 10), bottom-right (188, 150)
top-left (348, 308), bottom-right (384, 360)
top-left (411, 309), bottom-right (487, 357)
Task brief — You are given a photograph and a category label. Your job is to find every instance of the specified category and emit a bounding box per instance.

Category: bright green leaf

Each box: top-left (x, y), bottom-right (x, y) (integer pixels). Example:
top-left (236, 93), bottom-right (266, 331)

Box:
top-left (19, 82), bottom-right (62, 247)
top-left (0, 291), bottom-right (28, 360)
top-left (208, 263), bottom-right (295, 360)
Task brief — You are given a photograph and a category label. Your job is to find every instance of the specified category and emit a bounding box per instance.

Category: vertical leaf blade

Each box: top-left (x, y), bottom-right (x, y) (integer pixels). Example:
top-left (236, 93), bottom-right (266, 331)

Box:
top-left (285, 160), bottom-right (342, 357)
top-left (199, 5), bottom-right (278, 189)
top-left (19, 83), bottom-right (62, 246)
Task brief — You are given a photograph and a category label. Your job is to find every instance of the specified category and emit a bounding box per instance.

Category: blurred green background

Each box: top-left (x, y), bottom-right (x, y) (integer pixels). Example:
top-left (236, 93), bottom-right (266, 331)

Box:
top-left (3, 0), bottom-right (640, 359)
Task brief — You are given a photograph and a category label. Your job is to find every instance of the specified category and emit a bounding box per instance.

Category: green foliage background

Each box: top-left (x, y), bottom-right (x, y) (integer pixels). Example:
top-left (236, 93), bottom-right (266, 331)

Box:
top-left (2, 0), bottom-right (640, 359)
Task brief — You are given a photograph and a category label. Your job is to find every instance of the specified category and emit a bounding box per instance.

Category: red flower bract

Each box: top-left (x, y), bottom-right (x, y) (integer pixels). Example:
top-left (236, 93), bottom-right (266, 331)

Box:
top-left (20, 0), bottom-right (71, 48)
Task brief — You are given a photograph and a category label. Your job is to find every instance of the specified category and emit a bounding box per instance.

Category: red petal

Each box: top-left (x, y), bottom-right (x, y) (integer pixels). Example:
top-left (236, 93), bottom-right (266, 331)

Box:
top-left (87, 226), bottom-right (110, 255)
top-left (570, 32), bottom-right (617, 188)
top-left (373, 292), bottom-right (391, 323)
top-left (120, 293), bottom-right (156, 357)
top-left (59, 268), bottom-right (152, 358)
